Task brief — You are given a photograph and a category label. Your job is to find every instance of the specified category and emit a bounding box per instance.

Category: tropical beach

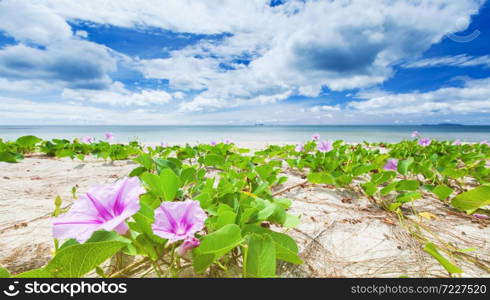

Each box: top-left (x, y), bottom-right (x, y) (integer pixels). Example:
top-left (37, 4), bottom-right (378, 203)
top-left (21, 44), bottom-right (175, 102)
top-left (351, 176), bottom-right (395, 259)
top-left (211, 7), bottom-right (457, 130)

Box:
top-left (0, 132), bottom-right (489, 278)
top-left (0, 0), bottom-right (490, 287)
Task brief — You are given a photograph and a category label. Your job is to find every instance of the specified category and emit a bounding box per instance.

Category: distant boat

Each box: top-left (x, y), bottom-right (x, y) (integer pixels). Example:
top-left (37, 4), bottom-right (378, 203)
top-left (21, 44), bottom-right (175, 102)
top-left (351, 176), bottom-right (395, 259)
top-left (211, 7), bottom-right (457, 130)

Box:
top-left (254, 123), bottom-right (265, 126)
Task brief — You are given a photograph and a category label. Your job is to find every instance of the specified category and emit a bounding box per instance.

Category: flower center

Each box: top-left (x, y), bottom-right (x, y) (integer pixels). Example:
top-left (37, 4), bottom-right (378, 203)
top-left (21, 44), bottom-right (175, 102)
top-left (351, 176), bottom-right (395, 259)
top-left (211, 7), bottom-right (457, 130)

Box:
top-left (175, 222), bottom-right (188, 235)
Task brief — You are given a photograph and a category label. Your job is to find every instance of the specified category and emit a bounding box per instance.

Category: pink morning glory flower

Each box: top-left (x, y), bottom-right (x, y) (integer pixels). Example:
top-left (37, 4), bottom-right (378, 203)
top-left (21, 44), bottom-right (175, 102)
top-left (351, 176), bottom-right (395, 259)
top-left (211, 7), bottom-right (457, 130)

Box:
top-left (418, 138), bottom-right (431, 147)
top-left (481, 140), bottom-right (490, 146)
top-left (411, 131), bottom-right (420, 138)
top-left (312, 133), bottom-right (320, 141)
top-left (105, 132), bottom-right (114, 141)
top-left (295, 143), bottom-right (304, 152)
top-left (453, 139), bottom-right (462, 145)
top-left (81, 136), bottom-right (94, 144)
top-left (383, 159), bottom-right (398, 171)
top-left (52, 177), bottom-right (144, 243)
top-left (152, 200), bottom-right (207, 243)
top-left (209, 141), bottom-right (217, 146)
top-left (317, 140), bottom-right (333, 153)
top-left (223, 139), bottom-right (231, 144)
top-left (177, 236), bottom-right (200, 257)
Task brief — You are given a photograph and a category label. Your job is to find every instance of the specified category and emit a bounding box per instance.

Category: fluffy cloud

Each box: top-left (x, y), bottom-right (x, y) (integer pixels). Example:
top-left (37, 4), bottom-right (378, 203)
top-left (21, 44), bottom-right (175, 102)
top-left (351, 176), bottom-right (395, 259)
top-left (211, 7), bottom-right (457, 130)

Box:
top-left (0, 95), bottom-right (178, 124)
top-left (0, 0), bottom-right (118, 91)
top-left (0, 0), bottom-right (488, 123)
top-left (62, 82), bottom-right (175, 107)
top-left (347, 77), bottom-right (490, 115)
top-left (308, 105), bottom-right (341, 113)
top-left (134, 0), bottom-right (484, 110)
top-left (0, 0), bottom-right (72, 45)
top-left (0, 43), bottom-right (116, 90)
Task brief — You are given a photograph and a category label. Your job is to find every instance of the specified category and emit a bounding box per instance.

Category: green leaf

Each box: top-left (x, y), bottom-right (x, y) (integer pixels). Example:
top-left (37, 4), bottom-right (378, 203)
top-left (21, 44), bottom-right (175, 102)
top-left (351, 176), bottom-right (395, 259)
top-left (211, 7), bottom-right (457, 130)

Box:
top-left (243, 225), bottom-right (302, 264)
top-left (274, 198), bottom-right (292, 209)
top-left (141, 173), bottom-right (163, 196)
top-left (335, 174), bottom-right (353, 186)
top-left (215, 210), bottom-right (237, 230)
top-left (192, 224), bottom-right (242, 273)
top-left (195, 192), bottom-right (213, 209)
top-left (141, 169), bottom-right (180, 201)
top-left (159, 168), bottom-right (180, 201)
top-left (432, 185), bottom-right (453, 201)
top-left (0, 266), bottom-right (10, 278)
top-left (0, 151), bottom-right (23, 163)
top-left (14, 268), bottom-right (53, 278)
top-left (134, 153), bottom-right (154, 170)
top-left (396, 192), bottom-right (421, 203)
top-left (397, 157), bottom-right (414, 176)
top-left (44, 240), bottom-right (129, 277)
top-left (423, 242), bottom-right (462, 274)
top-left (85, 230), bottom-right (131, 244)
top-left (129, 166), bottom-right (147, 177)
top-left (255, 165), bottom-right (273, 179)
top-left (130, 202), bottom-right (166, 244)
top-left (203, 154), bottom-right (225, 167)
top-left (396, 180), bottom-right (420, 191)
top-left (451, 186), bottom-right (490, 214)
top-left (362, 182), bottom-right (377, 196)
top-left (16, 135), bottom-right (42, 147)
top-left (381, 182), bottom-right (397, 196)
top-left (180, 167), bottom-right (196, 185)
top-left (388, 202), bottom-right (402, 211)
top-left (58, 239), bottom-right (79, 251)
top-left (371, 171), bottom-right (396, 185)
top-left (283, 214), bottom-right (300, 228)
top-left (257, 202), bottom-right (277, 220)
top-left (307, 172), bottom-right (335, 185)
top-left (441, 168), bottom-right (467, 179)
top-left (243, 234), bottom-right (276, 278)
top-left (352, 164), bottom-right (375, 176)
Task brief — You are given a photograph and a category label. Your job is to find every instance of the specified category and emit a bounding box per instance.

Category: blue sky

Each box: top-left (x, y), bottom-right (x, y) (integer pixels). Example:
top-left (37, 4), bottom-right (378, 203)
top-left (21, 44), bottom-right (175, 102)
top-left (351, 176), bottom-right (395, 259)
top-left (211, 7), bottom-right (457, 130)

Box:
top-left (0, 0), bottom-right (489, 125)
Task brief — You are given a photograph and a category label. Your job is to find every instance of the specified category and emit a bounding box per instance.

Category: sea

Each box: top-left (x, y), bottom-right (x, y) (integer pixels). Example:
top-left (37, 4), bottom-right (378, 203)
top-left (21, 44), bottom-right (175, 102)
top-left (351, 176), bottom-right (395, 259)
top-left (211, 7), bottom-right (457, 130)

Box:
top-left (0, 125), bottom-right (489, 144)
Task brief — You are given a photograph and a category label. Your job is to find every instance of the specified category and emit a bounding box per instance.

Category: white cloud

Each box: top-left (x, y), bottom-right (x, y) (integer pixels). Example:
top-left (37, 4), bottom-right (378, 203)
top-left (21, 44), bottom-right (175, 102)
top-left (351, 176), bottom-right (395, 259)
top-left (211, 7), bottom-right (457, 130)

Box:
top-left (309, 105), bottom-right (341, 113)
top-left (62, 82), bottom-right (174, 107)
top-left (133, 0), bottom-right (484, 110)
top-left (0, 78), bottom-right (58, 94)
top-left (0, 42), bottom-right (117, 90)
top-left (403, 54), bottom-right (490, 68)
top-left (0, 0), bottom-right (123, 92)
top-left (347, 77), bottom-right (490, 115)
top-left (0, 95), bottom-right (179, 125)
top-left (75, 30), bottom-right (88, 39)
top-left (0, 0), bottom-right (72, 45)
top-left (0, 0), bottom-right (488, 124)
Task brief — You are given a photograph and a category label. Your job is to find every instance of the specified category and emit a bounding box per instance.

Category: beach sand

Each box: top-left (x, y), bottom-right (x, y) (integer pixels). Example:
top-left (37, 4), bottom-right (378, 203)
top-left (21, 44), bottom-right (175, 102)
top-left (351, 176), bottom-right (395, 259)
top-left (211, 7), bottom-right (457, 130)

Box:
top-left (0, 153), bottom-right (488, 277)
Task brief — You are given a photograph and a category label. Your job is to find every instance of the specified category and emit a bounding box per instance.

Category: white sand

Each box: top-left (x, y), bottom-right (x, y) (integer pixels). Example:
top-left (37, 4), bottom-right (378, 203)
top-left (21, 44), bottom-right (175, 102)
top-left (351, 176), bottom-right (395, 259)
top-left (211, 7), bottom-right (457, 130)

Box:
top-left (0, 154), bottom-right (488, 277)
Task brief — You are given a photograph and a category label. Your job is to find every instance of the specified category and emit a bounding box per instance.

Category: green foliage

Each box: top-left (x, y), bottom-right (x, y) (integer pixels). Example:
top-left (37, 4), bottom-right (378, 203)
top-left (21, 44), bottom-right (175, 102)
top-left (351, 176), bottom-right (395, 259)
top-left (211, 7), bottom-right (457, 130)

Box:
top-left (424, 242), bottom-right (462, 275)
top-left (243, 234), bottom-right (276, 278)
top-left (451, 186), bottom-right (490, 214)
top-left (3, 135), bottom-right (489, 278)
top-left (0, 266), bottom-right (10, 278)
top-left (192, 224), bottom-right (242, 273)
top-left (432, 185), bottom-right (453, 201)
top-left (15, 233), bottom-right (130, 278)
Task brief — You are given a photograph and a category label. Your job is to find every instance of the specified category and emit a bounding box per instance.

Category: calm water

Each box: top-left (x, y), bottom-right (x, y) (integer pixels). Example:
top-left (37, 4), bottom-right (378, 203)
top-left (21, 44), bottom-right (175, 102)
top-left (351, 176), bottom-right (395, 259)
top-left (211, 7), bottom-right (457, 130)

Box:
top-left (0, 125), bottom-right (489, 144)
